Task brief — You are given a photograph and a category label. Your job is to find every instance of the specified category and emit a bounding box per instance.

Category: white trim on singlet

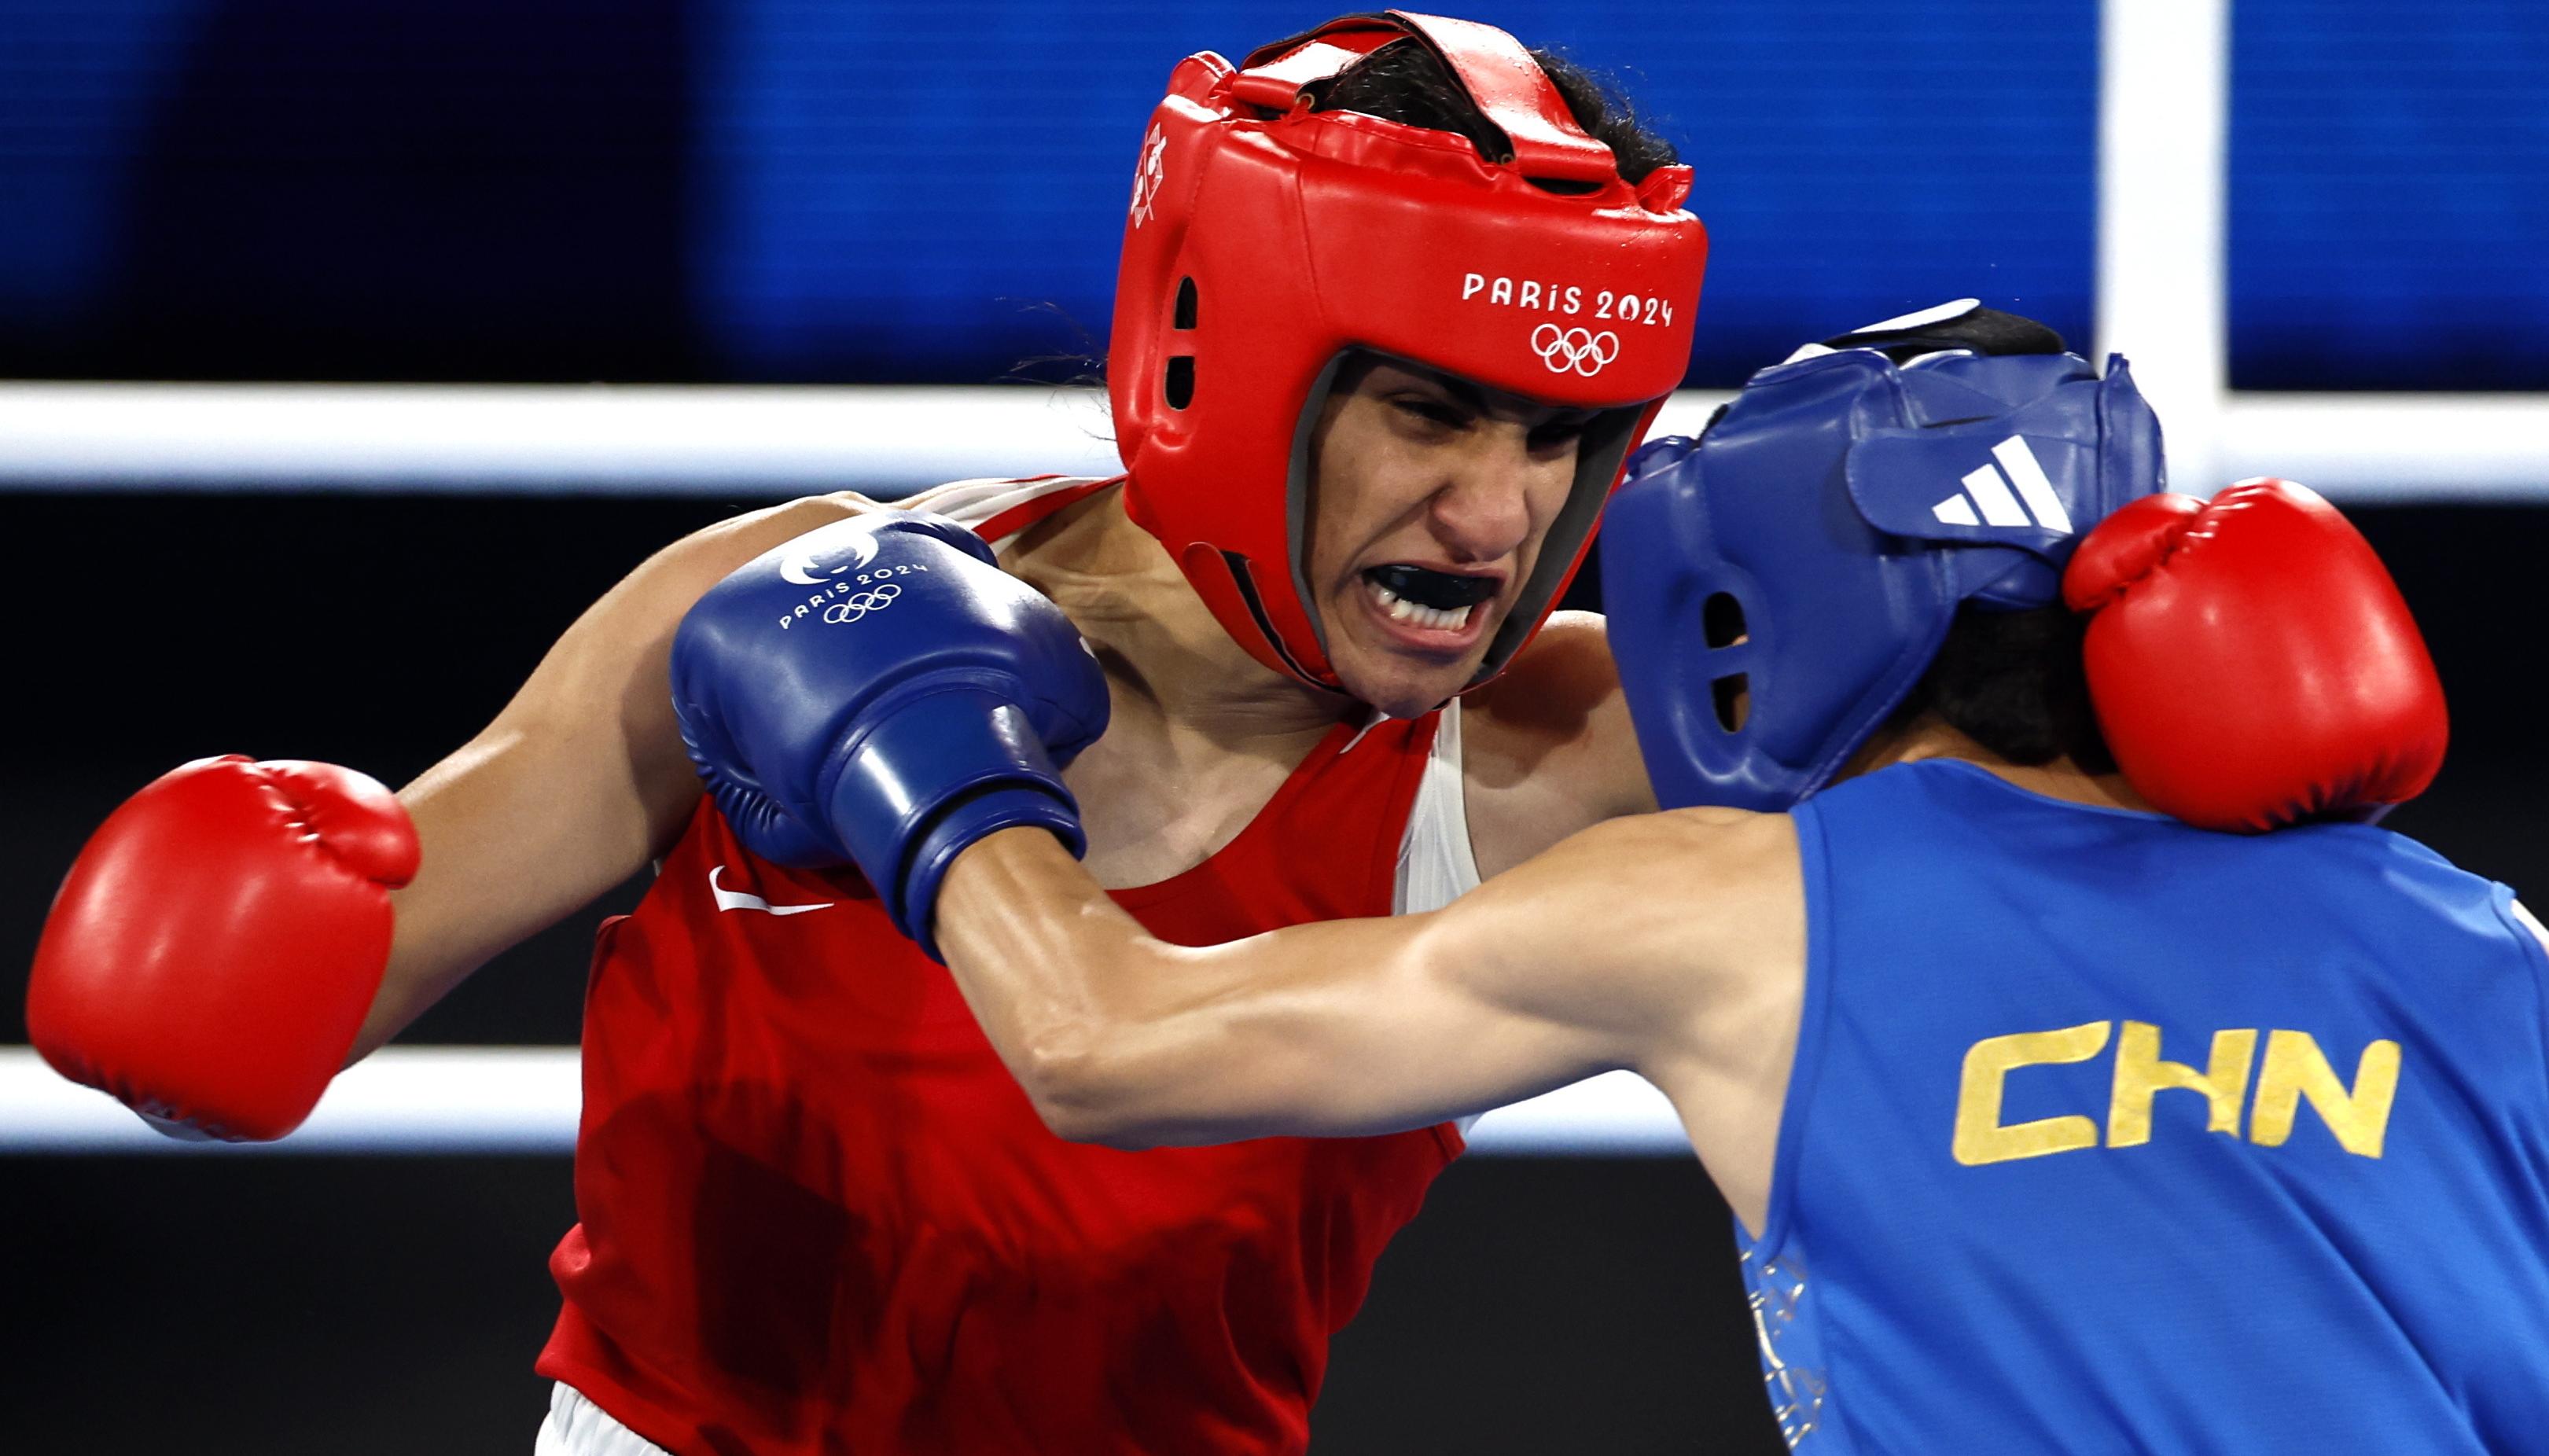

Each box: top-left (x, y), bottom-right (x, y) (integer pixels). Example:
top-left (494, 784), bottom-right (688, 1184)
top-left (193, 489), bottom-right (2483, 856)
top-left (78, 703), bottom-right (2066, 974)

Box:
top-left (1392, 697), bottom-right (1485, 1142)
top-left (917, 474), bottom-right (1113, 549)
top-left (539, 1384), bottom-right (671, 1456)
top-left (1395, 696), bottom-right (1483, 917)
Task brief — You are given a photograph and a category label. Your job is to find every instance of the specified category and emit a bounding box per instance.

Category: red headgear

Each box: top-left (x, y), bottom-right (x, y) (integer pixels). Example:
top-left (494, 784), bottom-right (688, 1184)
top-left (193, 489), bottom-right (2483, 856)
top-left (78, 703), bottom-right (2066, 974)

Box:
top-left (1110, 11), bottom-right (1709, 692)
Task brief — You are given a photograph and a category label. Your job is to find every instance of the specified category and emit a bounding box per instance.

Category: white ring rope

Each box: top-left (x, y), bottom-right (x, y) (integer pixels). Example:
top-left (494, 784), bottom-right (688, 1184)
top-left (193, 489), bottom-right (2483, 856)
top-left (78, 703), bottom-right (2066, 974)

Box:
top-left (0, 383), bottom-right (2535, 502)
top-left (0, 1047), bottom-right (1693, 1157)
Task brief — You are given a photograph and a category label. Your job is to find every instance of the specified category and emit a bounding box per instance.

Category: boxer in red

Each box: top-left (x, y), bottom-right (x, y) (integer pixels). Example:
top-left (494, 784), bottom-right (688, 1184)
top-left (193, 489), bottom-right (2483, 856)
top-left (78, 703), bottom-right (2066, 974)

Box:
top-left (28, 14), bottom-right (1708, 1453)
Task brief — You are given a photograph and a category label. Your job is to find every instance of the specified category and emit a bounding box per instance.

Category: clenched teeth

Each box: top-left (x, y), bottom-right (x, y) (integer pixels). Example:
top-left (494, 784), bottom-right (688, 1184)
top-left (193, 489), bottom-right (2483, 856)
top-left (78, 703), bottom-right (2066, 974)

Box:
top-left (1370, 579), bottom-right (1473, 631)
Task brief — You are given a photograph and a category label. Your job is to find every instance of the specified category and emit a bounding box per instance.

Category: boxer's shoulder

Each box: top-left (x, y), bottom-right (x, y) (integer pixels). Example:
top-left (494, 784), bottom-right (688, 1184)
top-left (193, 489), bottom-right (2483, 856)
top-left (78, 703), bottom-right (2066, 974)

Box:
top-left (641, 487), bottom-right (1073, 626)
top-left (1477, 611), bottom-right (1621, 716)
top-left (1459, 611), bottom-right (1652, 870)
top-left (1570, 801), bottom-right (1797, 907)
top-left (1463, 614), bottom-right (1621, 783)
top-left (585, 493), bottom-right (884, 631)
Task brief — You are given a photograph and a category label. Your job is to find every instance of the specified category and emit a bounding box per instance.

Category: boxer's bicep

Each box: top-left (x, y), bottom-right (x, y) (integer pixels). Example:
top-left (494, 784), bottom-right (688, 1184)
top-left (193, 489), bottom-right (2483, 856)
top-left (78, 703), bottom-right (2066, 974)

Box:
top-left (354, 491), bottom-right (881, 1057)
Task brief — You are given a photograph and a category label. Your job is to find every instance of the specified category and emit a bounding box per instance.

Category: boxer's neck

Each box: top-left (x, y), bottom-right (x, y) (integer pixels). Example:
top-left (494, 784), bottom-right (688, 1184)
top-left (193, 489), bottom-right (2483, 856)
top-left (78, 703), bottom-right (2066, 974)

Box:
top-left (1002, 487), bottom-right (1360, 888)
top-left (1004, 487), bottom-right (1355, 748)
top-left (1853, 717), bottom-right (2154, 814)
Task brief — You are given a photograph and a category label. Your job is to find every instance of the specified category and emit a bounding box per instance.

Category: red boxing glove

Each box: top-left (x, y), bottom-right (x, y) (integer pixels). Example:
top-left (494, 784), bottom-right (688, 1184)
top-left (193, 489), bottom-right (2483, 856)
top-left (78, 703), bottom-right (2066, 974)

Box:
top-left (26, 756), bottom-right (420, 1141)
top-left (2062, 479), bottom-right (2447, 833)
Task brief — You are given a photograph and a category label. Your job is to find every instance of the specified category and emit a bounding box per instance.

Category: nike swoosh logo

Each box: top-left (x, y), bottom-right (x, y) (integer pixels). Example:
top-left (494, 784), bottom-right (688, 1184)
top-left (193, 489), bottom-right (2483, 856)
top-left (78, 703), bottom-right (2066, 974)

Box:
top-left (709, 865), bottom-right (836, 917)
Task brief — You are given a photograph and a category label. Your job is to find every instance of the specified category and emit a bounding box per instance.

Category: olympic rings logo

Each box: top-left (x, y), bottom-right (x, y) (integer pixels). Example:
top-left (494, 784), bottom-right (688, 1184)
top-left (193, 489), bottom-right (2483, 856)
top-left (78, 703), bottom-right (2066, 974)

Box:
top-left (821, 583), bottom-right (902, 623)
top-left (1531, 324), bottom-right (1621, 377)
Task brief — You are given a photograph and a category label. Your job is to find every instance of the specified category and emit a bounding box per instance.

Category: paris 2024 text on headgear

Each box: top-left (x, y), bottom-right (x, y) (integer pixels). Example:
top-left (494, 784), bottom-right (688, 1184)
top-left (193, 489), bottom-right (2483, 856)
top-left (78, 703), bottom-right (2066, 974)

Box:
top-left (1110, 10), bottom-right (1711, 692)
top-left (1603, 300), bottom-right (2164, 811)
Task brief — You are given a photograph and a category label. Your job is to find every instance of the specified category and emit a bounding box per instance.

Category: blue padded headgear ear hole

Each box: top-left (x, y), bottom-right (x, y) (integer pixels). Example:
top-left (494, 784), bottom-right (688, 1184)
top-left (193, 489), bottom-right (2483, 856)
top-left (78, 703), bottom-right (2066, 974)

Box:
top-left (1712, 675), bottom-right (1749, 733)
top-left (1701, 592), bottom-right (1747, 648)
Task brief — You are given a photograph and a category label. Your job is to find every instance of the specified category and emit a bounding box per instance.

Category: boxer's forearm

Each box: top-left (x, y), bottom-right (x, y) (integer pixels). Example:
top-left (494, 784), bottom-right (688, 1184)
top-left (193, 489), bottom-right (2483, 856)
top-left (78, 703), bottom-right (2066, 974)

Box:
top-left (933, 828), bottom-right (1189, 1139)
top-left (935, 825), bottom-right (1660, 1149)
top-left (938, 825), bottom-right (1355, 1147)
top-left (362, 707), bottom-right (691, 1059)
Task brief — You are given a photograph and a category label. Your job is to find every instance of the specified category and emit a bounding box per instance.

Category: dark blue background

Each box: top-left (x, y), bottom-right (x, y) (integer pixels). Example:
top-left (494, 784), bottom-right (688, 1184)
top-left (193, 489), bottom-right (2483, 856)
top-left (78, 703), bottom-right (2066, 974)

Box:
top-left (2, 0), bottom-right (2109, 384)
top-left (2230, 0), bottom-right (2549, 388)
top-left (12, 2), bottom-right (2543, 388)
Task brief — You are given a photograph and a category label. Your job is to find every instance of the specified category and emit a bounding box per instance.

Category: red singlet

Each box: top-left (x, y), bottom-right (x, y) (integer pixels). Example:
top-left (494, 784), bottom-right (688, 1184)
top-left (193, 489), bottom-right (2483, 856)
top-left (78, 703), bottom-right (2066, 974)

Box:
top-left (536, 481), bottom-right (1462, 1455)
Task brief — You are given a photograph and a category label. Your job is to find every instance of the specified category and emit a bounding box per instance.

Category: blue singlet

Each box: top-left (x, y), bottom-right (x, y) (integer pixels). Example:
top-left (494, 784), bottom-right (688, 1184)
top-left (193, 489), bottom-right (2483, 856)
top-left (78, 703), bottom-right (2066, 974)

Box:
top-left (1743, 759), bottom-right (2549, 1451)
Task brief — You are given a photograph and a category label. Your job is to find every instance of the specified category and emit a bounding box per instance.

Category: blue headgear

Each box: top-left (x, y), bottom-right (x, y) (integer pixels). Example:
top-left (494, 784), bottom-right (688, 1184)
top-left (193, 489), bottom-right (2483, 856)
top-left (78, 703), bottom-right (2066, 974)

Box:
top-left (1602, 327), bottom-right (2164, 811)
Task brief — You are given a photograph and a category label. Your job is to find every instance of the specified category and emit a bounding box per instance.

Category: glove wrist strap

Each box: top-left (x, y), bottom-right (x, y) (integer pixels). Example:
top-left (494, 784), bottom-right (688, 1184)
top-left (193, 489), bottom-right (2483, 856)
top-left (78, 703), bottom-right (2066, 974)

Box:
top-left (824, 687), bottom-right (1083, 939)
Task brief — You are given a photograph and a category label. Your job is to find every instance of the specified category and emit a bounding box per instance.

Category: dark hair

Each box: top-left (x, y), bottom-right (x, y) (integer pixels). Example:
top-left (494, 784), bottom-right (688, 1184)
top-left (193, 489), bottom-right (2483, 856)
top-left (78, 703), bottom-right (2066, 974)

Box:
top-left (1889, 604), bottom-right (2117, 773)
top-left (1311, 39), bottom-right (1679, 185)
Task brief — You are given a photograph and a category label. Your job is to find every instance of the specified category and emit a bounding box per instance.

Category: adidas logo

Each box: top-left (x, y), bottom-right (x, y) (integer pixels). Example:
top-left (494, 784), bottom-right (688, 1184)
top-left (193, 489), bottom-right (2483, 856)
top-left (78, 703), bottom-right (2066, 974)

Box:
top-left (1930, 436), bottom-right (2074, 534)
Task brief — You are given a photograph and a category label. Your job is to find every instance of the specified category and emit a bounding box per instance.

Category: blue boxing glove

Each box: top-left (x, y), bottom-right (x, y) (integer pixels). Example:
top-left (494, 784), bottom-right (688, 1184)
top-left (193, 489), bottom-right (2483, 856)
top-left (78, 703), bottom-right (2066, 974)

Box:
top-left (671, 509), bottom-right (1109, 957)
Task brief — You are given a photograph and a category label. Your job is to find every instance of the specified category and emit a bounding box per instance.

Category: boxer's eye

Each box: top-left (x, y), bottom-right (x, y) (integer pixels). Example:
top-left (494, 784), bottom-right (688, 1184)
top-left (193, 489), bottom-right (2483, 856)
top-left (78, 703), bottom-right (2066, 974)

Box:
top-left (1363, 564), bottom-right (1499, 610)
top-left (1392, 397), bottom-right (1467, 430)
top-left (1529, 414), bottom-right (1595, 450)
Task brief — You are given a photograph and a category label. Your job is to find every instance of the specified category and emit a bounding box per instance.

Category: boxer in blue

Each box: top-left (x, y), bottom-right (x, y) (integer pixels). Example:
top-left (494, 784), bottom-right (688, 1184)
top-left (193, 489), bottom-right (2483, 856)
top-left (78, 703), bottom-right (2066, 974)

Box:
top-left (675, 303), bottom-right (2549, 1450)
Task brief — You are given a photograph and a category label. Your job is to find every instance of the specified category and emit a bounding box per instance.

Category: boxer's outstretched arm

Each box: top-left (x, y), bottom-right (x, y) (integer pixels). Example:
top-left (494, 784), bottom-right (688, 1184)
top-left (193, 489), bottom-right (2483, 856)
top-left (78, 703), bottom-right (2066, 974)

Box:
top-left (352, 492), bottom-right (884, 1057)
top-left (933, 810), bottom-right (1802, 1152)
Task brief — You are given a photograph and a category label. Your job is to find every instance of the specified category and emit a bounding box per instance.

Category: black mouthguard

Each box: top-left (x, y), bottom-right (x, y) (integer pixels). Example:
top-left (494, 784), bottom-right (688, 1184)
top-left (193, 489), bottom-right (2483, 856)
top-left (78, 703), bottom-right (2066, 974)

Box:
top-left (1366, 564), bottom-right (1499, 610)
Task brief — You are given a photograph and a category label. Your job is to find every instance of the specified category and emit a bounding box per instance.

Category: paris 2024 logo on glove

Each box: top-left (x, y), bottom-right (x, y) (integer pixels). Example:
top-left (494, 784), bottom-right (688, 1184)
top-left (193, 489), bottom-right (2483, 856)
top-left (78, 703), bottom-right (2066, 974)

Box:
top-left (772, 527), bottom-right (930, 632)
